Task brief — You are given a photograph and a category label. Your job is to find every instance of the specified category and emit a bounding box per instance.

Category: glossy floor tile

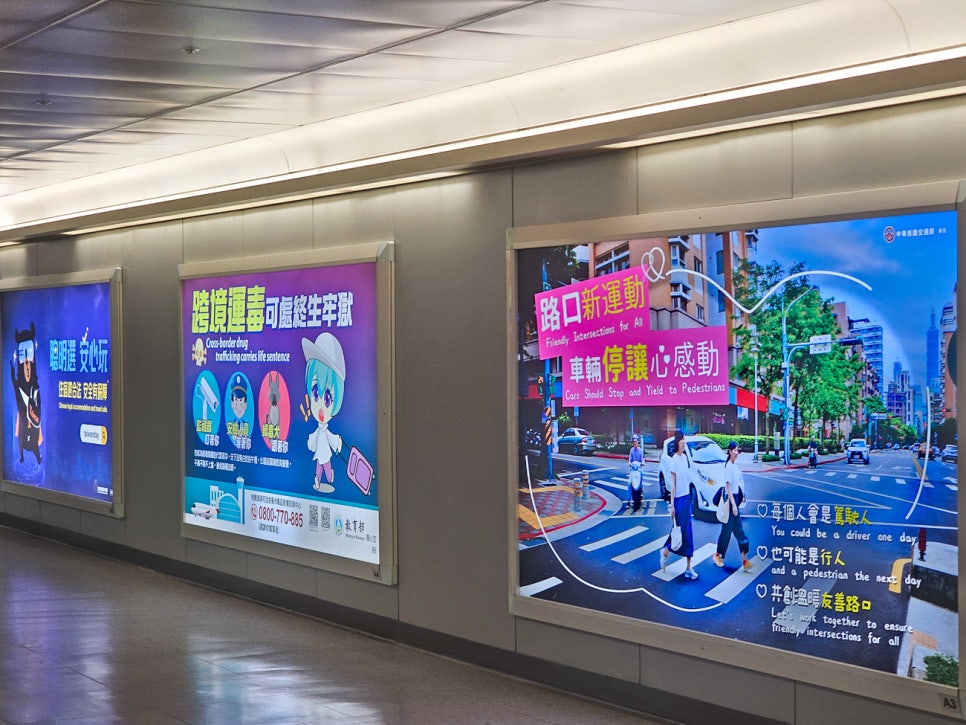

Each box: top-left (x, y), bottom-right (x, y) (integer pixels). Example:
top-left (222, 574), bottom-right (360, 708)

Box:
top-left (0, 526), bottom-right (661, 724)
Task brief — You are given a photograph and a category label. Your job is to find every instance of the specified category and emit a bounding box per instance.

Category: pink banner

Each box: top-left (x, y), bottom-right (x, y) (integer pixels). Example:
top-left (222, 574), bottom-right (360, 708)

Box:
top-left (559, 325), bottom-right (729, 407)
top-left (535, 267), bottom-right (648, 360)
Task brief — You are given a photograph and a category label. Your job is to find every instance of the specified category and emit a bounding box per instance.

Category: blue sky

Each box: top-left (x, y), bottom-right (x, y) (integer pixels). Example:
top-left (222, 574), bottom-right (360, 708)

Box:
top-left (752, 210), bottom-right (957, 391)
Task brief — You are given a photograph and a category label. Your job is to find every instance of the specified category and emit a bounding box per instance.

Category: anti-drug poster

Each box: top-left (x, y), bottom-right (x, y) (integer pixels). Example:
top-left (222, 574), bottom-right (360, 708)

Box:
top-left (517, 211), bottom-right (958, 685)
top-left (182, 263), bottom-right (379, 564)
top-left (1, 282), bottom-right (114, 504)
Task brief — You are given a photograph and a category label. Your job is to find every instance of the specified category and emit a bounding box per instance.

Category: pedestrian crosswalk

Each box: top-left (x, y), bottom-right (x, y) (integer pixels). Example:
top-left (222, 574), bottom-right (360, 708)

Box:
top-left (524, 520), bottom-right (767, 604)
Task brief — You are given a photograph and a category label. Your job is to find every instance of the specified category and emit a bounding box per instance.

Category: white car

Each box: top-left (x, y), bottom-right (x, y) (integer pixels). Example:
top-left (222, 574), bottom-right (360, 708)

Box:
top-left (846, 438), bottom-right (870, 464)
top-left (659, 435), bottom-right (730, 521)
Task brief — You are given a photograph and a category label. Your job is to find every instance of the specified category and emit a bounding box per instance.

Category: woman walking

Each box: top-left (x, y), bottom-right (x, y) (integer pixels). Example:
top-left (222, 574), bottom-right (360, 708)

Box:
top-left (713, 441), bottom-right (753, 571)
top-left (661, 430), bottom-right (697, 579)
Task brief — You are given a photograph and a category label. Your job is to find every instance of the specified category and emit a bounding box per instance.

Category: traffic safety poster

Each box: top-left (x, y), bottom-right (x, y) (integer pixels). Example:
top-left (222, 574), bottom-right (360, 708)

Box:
top-left (516, 210), bottom-right (958, 685)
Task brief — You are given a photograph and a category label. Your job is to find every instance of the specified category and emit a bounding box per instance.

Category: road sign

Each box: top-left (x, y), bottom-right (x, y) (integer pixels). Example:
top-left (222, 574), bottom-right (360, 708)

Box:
top-left (809, 334), bottom-right (832, 354)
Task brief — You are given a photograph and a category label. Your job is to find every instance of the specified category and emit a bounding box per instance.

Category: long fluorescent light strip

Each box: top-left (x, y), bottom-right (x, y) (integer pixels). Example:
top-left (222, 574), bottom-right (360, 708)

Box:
top-left (15, 44), bottom-right (966, 237)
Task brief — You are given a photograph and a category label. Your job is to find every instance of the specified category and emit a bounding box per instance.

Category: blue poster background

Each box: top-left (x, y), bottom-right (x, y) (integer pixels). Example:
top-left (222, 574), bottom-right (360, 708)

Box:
top-left (182, 263), bottom-right (379, 513)
top-left (1, 283), bottom-right (113, 502)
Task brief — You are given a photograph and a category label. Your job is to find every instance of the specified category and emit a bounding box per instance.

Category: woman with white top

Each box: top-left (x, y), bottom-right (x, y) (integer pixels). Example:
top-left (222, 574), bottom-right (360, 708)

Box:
top-left (713, 440), bottom-right (752, 571)
top-left (661, 430), bottom-right (697, 579)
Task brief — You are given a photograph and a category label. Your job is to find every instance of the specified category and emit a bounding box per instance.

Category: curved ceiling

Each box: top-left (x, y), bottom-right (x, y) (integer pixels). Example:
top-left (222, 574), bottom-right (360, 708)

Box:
top-left (1, 0), bottom-right (965, 241)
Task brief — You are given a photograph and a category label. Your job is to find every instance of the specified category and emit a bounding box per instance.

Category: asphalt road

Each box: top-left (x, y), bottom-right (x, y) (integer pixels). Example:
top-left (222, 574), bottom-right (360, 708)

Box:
top-left (519, 448), bottom-right (956, 675)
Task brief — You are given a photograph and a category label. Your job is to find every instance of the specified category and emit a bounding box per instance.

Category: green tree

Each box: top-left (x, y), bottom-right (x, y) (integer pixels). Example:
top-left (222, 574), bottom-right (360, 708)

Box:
top-left (732, 259), bottom-right (862, 439)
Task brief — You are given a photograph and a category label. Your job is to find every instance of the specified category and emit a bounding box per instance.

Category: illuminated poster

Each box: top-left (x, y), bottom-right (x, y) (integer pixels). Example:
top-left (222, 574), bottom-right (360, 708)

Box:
top-left (182, 263), bottom-right (379, 564)
top-left (517, 212), bottom-right (958, 685)
top-left (1, 282), bottom-right (114, 503)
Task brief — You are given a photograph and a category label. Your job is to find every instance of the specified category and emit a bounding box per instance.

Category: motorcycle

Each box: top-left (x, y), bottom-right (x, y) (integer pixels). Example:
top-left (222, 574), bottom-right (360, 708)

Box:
top-left (627, 460), bottom-right (643, 512)
top-left (808, 448), bottom-right (818, 469)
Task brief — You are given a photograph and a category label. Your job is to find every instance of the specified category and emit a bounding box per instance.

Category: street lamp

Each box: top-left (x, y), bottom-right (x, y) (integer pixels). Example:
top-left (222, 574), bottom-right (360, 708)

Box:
top-left (750, 324), bottom-right (760, 462)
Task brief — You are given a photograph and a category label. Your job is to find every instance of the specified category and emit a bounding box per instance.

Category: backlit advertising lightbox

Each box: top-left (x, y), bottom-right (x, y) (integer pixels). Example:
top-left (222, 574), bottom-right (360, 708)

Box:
top-left (180, 245), bottom-right (394, 579)
top-left (514, 211), bottom-right (958, 700)
top-left (0, 269), bottom-right (122, 516)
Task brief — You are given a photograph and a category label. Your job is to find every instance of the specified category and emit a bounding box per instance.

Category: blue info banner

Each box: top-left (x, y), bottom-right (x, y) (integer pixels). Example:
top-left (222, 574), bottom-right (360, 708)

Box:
top-left (1, 283), bottom-right (114, 503)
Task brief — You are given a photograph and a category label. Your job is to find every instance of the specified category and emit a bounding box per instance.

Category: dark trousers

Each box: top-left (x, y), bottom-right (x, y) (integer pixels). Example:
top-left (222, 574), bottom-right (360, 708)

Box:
top-left (717, 512), bottom-right (749, 558)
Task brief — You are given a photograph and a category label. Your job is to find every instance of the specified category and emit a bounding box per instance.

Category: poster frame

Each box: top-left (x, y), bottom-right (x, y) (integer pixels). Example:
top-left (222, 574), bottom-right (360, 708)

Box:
top-left (178, 242), bottom-right (396, 585)
top-left (0, 267), bottom-right (125, 518)
top-left (506, 181), bottom-right (964, 716)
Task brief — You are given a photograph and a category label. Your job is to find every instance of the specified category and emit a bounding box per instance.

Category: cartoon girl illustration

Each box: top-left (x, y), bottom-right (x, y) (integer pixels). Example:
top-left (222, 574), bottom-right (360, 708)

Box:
top-left (301, 332), bottom-right (345, 493)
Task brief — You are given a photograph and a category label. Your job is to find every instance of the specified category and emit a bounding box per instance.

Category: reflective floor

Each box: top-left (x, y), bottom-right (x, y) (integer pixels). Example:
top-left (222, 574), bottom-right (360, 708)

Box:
top-left (0, 526), bottom-right (660, 724)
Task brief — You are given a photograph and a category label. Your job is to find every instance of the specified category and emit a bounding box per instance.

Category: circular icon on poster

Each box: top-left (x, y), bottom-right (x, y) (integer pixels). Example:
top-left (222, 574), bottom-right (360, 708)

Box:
top-left (224, 372), bottom-right (254, 450)
top-left (258, 371), bottom-right (291, 453)
top-left (192, 370), bottom-right (222, 444)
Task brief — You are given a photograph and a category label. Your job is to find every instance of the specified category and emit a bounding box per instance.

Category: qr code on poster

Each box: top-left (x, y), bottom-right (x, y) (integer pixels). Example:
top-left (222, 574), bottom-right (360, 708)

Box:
top-left (316, 505), bottom-right (330, 531)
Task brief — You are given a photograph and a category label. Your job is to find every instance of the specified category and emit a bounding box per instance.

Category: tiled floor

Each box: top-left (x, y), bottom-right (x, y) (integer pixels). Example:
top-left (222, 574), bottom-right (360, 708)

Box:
top-left (0, 525), bottom-right (660, 724)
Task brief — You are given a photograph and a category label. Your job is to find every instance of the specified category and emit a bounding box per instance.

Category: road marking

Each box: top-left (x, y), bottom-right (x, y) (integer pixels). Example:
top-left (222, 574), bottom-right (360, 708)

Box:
top-left (706, 559), bottom-right (773, 603)
top-left (612, 536), bottom-right (668, 564)
top-left (923, 481), bottom-right (934, 488)
top-left (889, 559), bottom-right (912, 593)
top-left (520, 577), bottom-right (562, 596)
top-left (895, 478), bottom-right (907, 485)
top-left (652, 543), bottom-right (716, 581)
top-left (871, 476), bottom-right (880, 482)
top-left (945, 477), bottom-right (957, 484)
top-left (581, 526), bottom-right (648, 551)
top-left (594, 479), bottom-right (628, 492)
top-left (847, 474), bottom-right (857, 479)
top-left (825, 471), bottom-right (836, 477)
top-left (947, 485), bottom-right (958, 492)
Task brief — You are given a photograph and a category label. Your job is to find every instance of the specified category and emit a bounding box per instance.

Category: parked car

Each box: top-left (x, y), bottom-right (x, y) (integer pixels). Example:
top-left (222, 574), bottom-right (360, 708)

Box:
top-left (917, 442), bottom-right (937, 460)
top-left (658, 434), bottom-right (731, 521)
top-left (557, 427), bottom-right (596, 456)
top-left (941, 445), bottom-right (958, 463)
top-left (846, 438), bottom-right (870, 464)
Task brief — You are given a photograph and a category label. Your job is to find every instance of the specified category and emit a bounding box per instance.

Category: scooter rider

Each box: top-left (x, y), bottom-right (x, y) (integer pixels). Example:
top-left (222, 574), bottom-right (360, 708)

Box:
top-left (627, 434), bottom-right (644, 512)
top-left (808, 439), bottom-right (818, 468)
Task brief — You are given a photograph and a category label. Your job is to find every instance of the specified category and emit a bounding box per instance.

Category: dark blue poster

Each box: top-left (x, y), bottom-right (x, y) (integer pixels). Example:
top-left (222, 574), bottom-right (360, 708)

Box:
top-left (1, 283), bottom-right (114, 503)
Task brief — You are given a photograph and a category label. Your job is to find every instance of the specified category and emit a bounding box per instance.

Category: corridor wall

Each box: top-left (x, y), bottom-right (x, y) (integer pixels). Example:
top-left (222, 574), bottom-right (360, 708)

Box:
top-left (1, 93), bottom-right (964, 724)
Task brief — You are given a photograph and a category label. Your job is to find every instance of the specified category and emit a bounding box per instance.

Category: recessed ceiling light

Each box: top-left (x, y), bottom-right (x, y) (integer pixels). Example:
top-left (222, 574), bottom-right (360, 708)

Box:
top-left (182, 45), bottom-right (201, 54)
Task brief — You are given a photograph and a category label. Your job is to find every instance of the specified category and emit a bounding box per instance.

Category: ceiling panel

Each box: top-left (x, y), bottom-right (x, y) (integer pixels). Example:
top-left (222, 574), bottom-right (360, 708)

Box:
top-left (158, 0), bottom-right (531, 28)
top-left (18, 27), bottom-right (351, 72)
top-left (67, 1), bottom-right (428, 49)
top-left (1, 0), bottom-right (904, 203)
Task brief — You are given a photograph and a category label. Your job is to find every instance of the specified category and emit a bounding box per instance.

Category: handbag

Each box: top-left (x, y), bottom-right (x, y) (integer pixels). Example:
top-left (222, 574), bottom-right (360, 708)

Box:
top-left (716, 490), bottom-right (731, 524)
top-left (669, 524), bottom-right (682, 550)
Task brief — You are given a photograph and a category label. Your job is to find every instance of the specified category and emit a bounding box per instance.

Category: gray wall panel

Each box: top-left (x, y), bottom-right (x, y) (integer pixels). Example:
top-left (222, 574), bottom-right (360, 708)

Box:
top-left (80, 509), bottom-right (125, 544)
top-left (795, 684), bottom-right (955, 725)
top-left (3, 492), bottom-right (40, 520)
top-left (517, 618), bottom-right (639, 683)
top-left (312, 192), bottom-right (396, 248)
top-left (39, 501), bottom-right (81, 533)
top-left (638, 125), bottom-right (793, 213)
top-left (793, 97), bottom-right (966, 198)
top-left (246, 552), bottom-right (316, 597)
top-left (640, 645), bottom-right (795, 723)
top-left (183, 214), bottom-right (243, 263)
top-left (242, 202), bottom-right (314, 256)
top-left (315, 569), bottom-right (398, 620)
top-left (119, 223), bottom-right (186, 559)
top-left (0, 244), bottom-right (37, 280)
top-left (512, 151), bottom-right (638, 227)
top-left (186, 539), bottom-right (248, 580)
top-left (393, 173), bottom-right (516, 649)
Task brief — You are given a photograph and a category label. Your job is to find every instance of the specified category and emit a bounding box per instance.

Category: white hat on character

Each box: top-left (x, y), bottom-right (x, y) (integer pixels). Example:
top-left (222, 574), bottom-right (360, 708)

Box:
top-left (301, 332), bottom-right (346, 380)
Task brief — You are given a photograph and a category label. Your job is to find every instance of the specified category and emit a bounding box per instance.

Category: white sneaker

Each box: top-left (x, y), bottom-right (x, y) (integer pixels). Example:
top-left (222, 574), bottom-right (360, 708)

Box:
top-left (684, 568), bottom-right (698, 580)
